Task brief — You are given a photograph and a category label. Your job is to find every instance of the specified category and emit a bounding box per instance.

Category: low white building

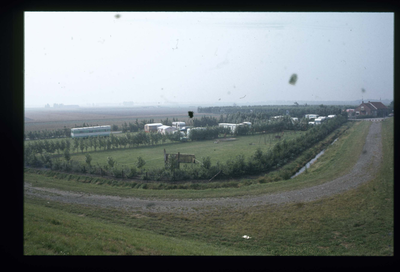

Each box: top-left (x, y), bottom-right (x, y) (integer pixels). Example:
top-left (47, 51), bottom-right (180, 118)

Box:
top-left (305, 114), bottom-right (319, 119)
top-left (328, 115), bottom-right (336, 119)
top-left (144, 123), bottom-right (163, 133)
top-left (157, 125), bottom-right (178, 135)
top-left (308, 121), bottom-right (315, 125)
top-left (219, 123), bottom-right (239, 133)
top-left (240, 121), bottom-right (252, 127)
top-left (172, 121), bottom-right (186, 129)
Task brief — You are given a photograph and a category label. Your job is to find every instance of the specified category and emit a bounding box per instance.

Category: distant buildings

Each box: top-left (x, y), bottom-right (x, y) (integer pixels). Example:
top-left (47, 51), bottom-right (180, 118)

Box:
top-left (157, 125), bottom-right (178, 135)
top-left (144, 123), bottom-right (163, 133)
top-left (218, 122), bottom-right (251, 133)
top-left (48, 103), bottom-right (79, 108)
top-left (355, 101), bottom-right (389, 117)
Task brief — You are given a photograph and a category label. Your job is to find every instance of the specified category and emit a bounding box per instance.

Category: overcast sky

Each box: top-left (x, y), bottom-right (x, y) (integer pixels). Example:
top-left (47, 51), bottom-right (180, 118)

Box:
top-left (24, 12), bottom-right (394, 107)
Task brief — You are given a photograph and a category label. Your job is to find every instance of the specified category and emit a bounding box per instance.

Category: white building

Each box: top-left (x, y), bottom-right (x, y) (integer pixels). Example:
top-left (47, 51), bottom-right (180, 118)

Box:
top-left (328, 115), bottom-right (336, 119)
top-left (157, 125), bottom-right (178, 135)
top-left (144, 123), bottom-right (163, 133)
top-left (240, 122), bottom-right (252, 127)
top-left (305, 114), bottom-right (319, 119)
top-left (314, 118), bottom-right (324, 125)
top-left (219, 123), bottom-right (239, 133)
top-left (219, 122), bottom-right (251, 133)
top-left (172, 122), bottom-right (186, 129)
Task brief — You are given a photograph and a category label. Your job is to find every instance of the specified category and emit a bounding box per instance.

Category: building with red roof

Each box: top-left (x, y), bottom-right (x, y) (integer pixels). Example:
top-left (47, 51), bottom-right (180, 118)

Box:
top-left (355, 101), bottom-right (389, 117)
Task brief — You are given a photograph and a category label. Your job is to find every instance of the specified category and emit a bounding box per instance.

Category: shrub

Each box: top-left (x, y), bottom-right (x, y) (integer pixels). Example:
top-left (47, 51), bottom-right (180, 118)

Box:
top-left (126, 166), bottom-right (138, 178)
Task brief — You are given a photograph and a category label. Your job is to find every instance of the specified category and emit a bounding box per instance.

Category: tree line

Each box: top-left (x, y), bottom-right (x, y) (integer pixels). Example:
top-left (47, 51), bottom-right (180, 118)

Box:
top-left (25, 114), bottom-right (347, 182)
top-left (198, 104), bottom-right (345, 119)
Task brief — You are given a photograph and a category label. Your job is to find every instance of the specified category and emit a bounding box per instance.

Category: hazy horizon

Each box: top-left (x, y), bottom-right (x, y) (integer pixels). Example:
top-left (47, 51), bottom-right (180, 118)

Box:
top-left (25, 12), bottom-right (394, 108)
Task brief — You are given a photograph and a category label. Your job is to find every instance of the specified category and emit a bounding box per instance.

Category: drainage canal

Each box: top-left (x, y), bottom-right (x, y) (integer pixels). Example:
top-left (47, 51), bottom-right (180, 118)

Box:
top-left (290, 138), bottom-right (338, 179)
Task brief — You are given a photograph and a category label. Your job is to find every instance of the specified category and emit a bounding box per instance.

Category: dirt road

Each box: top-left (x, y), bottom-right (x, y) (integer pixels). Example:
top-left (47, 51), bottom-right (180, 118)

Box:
top-left (24, 122), bottom-right (383, 213)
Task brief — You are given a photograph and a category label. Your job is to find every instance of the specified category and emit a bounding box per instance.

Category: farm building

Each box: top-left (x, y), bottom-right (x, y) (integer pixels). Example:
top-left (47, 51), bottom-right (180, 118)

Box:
top-left (219, 122), bottom-right (251, 133)
top-left (240, 122), bottom-right (252, 127)
top-left (314, 118), bottom-right (323, 125)
top-left (219, 123), bottom-right (239, 133)
top-left (172, 122), bottom-right (186, 129)
top-left (144, 123), bottom-right (163, 133)
top-left (355, 101), bottom-right (389, 117)
top-left (305, 114), bottom-right (319, 119)
top-left (157, 125), bottom-right (178, 135)
top-left (314, 116), bottom-right (327, 125)
top-left (71, 125), bottom-right (111, 138)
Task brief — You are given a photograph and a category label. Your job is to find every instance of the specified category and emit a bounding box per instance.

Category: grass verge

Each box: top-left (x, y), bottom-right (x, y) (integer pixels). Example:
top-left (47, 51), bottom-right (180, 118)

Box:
top-left (24, 119), bottom-right (393, 255)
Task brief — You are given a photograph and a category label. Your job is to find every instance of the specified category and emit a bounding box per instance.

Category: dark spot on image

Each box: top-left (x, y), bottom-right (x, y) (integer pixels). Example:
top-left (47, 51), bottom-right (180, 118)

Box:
top-left (188, 111), bottom-right (194, 118)
top-left (289, 74), bottom-right (298, 85)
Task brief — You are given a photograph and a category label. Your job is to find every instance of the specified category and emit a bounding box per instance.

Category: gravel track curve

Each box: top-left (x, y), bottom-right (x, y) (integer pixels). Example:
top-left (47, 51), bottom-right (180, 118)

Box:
top-left (24, 122), bottom-right (383, 213)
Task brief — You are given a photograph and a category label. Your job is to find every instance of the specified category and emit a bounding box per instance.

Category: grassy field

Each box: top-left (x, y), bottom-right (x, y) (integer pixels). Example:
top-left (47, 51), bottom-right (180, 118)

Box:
top-left (24, 121), bottom-right (363, 199)
top-left (66, 130), bottom-right (307, 170)
top-left (24, 118), bottom-right (393, 256)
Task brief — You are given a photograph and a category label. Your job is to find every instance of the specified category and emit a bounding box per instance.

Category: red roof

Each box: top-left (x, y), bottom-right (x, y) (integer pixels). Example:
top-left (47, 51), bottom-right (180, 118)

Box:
top-left (369, 102), bottom-right (388, 109)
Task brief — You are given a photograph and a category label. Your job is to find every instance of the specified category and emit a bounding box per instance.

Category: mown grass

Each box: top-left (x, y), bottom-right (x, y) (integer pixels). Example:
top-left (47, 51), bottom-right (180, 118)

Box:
top-left (24, 118), bottom-right (393, 255)
top-left (24, 198), bottom-right (256, 255)
top-left (64, 130), bottom-right (306, 170)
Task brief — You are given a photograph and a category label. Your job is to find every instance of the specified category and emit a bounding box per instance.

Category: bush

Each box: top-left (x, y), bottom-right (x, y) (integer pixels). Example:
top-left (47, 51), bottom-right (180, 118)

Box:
top-left (126, 166), bottom-right (138, 178)
top-left (112, 166), bottom-right (123, 178)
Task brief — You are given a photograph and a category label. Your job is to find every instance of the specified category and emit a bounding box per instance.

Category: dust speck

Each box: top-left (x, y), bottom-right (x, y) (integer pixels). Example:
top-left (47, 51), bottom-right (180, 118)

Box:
top-left (289, 74), bottom-right (298, 85)
top-left (115, 14), bottom-right (121, 19)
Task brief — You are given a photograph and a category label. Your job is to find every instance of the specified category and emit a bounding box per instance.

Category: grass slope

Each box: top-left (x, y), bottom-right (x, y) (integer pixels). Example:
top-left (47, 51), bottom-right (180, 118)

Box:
top-left (24, 119), bottom-right (393, 256)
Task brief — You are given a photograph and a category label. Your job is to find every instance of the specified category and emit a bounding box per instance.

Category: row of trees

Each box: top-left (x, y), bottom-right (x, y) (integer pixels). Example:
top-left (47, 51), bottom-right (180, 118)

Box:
top-left (135, 114), bottom-right (348, 181)
top-left (199, 105), bottom-right (345, 120)
top-left (27, 150), bottom-right (148, 179)
top-left (26, 115), bottom-right (347, 182)
top-left (25, 131), bottom-right (181, 160)
top-left (25, 117), bottom-right (186, 141)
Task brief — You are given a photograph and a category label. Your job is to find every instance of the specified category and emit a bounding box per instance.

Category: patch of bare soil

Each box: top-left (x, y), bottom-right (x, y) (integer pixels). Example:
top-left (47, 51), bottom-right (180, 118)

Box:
top-left (24, 122), bottom-right (383, 214)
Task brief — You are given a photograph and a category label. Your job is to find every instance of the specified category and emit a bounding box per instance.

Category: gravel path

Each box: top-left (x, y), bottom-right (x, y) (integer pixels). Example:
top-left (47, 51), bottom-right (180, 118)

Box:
top-left (24, 122), bottom-right (383, 213)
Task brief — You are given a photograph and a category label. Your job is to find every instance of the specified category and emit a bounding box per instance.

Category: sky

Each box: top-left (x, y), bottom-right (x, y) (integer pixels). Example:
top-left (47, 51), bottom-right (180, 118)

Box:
top-left (24, 12), bottom-right (394, 108)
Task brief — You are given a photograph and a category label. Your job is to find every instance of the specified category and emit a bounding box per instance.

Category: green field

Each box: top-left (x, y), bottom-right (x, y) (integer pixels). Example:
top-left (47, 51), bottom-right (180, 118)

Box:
top-left (24, 118), bottom-right (393, 256)
top-left (66, 131), bottom-right (306, 170)
top-left (24, 122), bottom-right (362, 200)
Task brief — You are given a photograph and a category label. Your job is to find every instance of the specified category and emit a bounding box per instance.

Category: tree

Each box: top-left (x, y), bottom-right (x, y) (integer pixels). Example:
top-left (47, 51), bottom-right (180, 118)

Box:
top-left (93, 137), bottom-right (98, 151)
top-left (73, 138), bottom-right (79, 152)
top-left (85, 153), bottom-right (92, 166)
top-left (64, 149), bottom-right (71, 163)
top-left (388, 100), bottom-right (394, 113)
top-left (137, 156), bottom-right (146, 173)
top-left (107, 156), bottom-right (115, 168)
top-left (202, 156), bottom-right (211, 170)
top-left (79, 138), bottom-right (85, 153)
top-left (55, 141), bottom-right (61, 154)
top-left (65, 139), bottom-right (71, 151)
